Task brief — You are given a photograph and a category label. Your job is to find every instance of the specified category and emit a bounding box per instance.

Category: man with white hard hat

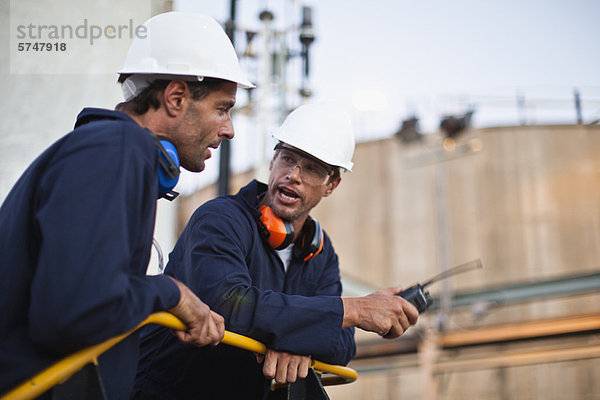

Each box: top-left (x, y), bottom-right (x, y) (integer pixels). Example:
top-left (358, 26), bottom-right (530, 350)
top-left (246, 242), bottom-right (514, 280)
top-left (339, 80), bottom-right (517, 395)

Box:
top-left (133, 103), bottom-right (419, 399)
top-left (0, 12), bottom-right (252, 399)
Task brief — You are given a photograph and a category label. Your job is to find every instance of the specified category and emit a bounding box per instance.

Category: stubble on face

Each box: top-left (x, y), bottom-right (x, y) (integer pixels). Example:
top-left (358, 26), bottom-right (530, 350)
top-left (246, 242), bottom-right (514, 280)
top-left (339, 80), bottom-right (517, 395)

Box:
top-left (266, 170), bottom-right (325, 224)
top-left (175, 83), bottom-right (237, 173)
top-left (179, 104), bottom-right (211, 173)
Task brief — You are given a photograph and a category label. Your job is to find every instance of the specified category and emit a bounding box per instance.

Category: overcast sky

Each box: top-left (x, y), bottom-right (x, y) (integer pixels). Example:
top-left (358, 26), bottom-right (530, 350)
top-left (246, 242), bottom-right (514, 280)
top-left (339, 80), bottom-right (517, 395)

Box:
top-left (178, 0), bottom-right (600, 134)
top-left (174, 0), bottom-right (600, 193)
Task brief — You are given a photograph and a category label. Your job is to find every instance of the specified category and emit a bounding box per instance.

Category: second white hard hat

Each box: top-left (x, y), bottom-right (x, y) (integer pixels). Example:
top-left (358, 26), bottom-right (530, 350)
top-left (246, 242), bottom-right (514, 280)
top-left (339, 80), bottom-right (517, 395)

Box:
top-left (119, 12), bottom-right (254, 89)
top-left (272, 102), bottom-right (355, 172)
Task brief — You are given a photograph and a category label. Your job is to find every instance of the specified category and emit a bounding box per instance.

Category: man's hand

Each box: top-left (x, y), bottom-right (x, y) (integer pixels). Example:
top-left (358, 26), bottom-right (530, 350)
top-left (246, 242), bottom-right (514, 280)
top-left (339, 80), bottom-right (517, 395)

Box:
top-left (255, 349), bottom-right (311, 384)
top-left (168, 277), bottom-right (225, 346)
top-left (342, 285), bottom-right (419, 339)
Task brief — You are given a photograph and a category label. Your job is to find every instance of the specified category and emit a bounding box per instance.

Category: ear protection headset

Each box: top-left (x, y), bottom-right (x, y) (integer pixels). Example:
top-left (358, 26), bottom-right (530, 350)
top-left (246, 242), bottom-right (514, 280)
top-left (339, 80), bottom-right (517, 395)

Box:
top-left (153, 135), bottom-right (180, 201)
top-left (258, 204), bottom-right (324, 261)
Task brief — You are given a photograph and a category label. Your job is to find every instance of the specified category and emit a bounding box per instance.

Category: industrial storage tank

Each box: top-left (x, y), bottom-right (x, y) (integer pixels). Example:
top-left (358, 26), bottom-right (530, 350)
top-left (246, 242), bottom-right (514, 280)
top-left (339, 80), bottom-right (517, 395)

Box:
top-left (310, 123), bottom-right (600, 399)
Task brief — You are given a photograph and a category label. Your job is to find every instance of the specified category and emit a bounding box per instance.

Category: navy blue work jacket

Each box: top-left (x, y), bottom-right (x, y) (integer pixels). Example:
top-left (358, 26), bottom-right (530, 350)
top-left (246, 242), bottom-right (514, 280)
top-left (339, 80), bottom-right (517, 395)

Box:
top-left (134, 180), bottom-right (356, 399)
top-left (0, 108), bottom-right (180, 399)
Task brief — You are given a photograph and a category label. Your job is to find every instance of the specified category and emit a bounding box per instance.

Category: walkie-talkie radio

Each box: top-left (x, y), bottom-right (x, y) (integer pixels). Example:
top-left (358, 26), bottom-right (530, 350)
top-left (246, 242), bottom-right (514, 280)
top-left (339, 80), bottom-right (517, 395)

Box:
top-left (399, 259), bottom-right (483, 313)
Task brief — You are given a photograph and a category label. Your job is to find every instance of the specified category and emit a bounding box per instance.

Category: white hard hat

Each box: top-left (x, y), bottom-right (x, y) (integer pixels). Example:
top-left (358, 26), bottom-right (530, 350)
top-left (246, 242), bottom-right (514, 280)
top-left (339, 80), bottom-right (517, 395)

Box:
top-left (272, 102), bottom-right (355, 171)
top-left (119, 12), bottom-right (254, 89)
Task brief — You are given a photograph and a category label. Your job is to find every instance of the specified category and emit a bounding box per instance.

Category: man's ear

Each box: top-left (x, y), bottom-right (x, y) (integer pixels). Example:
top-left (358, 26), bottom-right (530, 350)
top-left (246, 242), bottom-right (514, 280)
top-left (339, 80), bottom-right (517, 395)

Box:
top-left (323, 176), bottom-right (341, 197)
top-left (162, 80), bottom-right (188, 117)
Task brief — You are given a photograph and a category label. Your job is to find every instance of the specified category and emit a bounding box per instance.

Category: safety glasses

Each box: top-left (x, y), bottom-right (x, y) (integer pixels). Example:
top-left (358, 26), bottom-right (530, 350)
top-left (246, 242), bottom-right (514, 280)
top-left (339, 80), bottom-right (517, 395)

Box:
top-left (273, 144), bottom-right (334, 186)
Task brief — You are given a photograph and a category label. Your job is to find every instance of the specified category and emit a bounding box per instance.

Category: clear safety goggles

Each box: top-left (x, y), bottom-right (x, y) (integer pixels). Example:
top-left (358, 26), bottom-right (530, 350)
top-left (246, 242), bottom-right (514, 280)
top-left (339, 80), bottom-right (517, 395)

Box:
top-left (273, 144), bottom-right (334, 186)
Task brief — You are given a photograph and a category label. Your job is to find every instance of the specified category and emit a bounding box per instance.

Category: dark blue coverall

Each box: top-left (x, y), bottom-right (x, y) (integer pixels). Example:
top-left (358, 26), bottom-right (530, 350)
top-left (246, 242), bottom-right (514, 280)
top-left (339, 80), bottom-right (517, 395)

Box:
top-left (0, 108), bottom-right (180, 399)
top-left (134, 180), bottom-right (356, 399)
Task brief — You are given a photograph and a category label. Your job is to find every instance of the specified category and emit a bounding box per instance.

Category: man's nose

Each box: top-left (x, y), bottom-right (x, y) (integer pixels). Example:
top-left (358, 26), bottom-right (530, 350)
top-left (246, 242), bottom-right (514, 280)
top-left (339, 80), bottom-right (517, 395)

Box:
top-left (287, 164), bottom-right (302, 182)
top-left (219, 119), bottom-right (234, 140)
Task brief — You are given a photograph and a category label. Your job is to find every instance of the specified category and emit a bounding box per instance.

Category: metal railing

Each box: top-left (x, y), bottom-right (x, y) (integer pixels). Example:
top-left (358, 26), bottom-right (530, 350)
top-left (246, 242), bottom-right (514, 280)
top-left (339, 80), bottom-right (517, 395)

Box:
top-left (2, 312), bottom-right (357, 400)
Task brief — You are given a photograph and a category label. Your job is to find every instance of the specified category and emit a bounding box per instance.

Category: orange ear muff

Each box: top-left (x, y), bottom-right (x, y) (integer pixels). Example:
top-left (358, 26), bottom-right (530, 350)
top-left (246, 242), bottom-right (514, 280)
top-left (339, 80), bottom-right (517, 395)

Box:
top-left (258, 205), bottom-right (294, 250)
top-left (293, 218), bottom-right (324, 261)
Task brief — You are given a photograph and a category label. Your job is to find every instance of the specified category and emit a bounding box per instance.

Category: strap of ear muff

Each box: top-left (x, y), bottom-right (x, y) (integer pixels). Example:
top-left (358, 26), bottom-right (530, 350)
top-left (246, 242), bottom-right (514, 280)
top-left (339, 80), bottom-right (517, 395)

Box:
top-left (154, 135), bottom-right (180, 201)
top-left (293, 217), bottom-right (324, 261)
top-left (258, 205), bottom-right (294, 250)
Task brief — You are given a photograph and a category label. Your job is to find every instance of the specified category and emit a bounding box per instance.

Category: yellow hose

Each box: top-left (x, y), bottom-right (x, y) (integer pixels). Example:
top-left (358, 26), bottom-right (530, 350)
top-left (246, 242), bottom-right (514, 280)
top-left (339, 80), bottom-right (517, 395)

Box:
top-left (1, 312), bottom-right (357, 400)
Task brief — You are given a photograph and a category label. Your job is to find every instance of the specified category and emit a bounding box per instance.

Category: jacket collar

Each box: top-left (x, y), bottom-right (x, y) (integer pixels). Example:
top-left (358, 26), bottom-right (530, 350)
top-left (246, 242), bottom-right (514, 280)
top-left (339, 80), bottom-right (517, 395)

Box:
top-left (236, 180), bottom-right (267, 219)
top-left (74, 108), bottom-right (137, 129)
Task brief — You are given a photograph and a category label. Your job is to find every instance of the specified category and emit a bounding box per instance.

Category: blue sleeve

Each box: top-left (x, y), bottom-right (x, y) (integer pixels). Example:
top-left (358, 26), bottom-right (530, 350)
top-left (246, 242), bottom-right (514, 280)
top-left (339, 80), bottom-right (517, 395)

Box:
top-left (171, 206), bottom-right (355, 365)
top-left (28, 126), bottom-right (180, 355)
top-left (292, 236), bottom-right (356, 365)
